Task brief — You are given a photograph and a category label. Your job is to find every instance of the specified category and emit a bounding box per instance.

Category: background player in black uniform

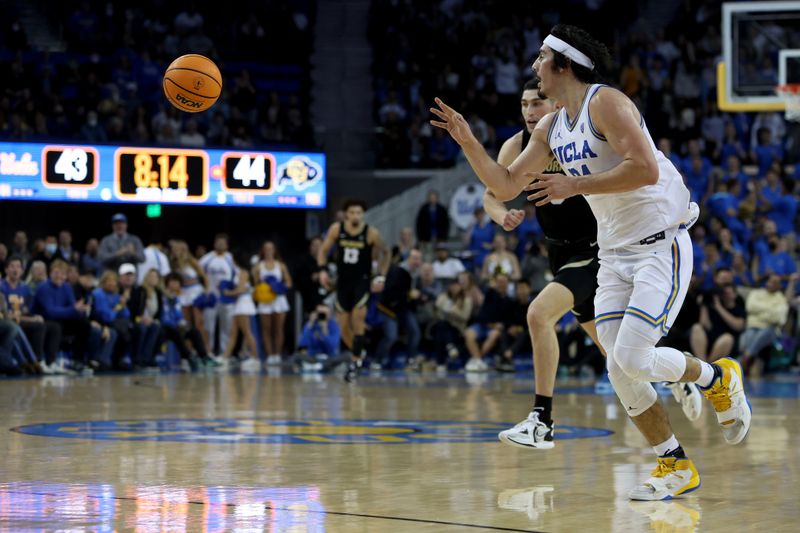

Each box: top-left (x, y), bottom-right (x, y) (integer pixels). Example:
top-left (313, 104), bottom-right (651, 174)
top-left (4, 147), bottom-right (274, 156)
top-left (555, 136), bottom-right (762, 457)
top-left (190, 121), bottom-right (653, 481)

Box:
top-left (484, 80), bottom-right (601, 448)
top-left (484, 81), bottom-right (699, 448)
top-left (318, 199), bottom-right (389, 379)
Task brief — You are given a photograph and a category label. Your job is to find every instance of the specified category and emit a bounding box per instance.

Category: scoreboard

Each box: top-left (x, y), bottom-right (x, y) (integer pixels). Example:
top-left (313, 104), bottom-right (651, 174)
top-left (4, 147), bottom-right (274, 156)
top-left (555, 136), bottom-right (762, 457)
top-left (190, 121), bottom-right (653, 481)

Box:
top-left (0, 141), bottom-right (326, 208)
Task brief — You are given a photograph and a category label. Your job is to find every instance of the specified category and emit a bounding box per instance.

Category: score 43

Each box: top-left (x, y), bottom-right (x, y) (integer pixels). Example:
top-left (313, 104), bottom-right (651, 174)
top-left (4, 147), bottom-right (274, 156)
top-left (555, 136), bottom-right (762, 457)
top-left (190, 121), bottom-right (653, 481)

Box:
top-left (42, 146), bottom-right (99, 188)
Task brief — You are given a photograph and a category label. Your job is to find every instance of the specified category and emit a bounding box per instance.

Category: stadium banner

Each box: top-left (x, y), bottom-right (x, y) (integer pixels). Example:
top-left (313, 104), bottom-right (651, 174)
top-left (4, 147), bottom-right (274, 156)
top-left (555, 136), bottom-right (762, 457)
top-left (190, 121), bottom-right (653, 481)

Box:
top-left (0, 141), bottom-right (326, 208)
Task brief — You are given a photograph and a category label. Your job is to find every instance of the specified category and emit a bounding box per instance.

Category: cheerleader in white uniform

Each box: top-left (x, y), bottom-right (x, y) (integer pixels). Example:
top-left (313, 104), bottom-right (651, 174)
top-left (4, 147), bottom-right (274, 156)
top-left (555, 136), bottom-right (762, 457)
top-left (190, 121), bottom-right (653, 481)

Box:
top-left (221, 259), bottom-right (260, 372)
top-left (170, 240), bottom-right (210, 353)
top-left (253, 241), bottom-right (293, 365)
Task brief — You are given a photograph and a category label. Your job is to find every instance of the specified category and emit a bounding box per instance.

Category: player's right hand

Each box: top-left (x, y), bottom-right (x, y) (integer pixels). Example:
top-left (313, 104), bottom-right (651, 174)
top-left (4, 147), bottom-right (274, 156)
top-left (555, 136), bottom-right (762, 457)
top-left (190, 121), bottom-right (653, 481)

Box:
top-left (429, 97), bottom-right (477, 146)
top-left (318, 270), bottom-right (332, 290)
top-left (502, 209), bottom-right (525, 231)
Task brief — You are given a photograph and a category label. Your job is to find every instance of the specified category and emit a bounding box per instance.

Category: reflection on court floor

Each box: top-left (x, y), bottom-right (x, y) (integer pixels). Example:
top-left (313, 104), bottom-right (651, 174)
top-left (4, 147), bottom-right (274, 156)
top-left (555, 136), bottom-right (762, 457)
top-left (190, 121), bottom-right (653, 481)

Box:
top-left (1, 372), bottom-right (798, 532)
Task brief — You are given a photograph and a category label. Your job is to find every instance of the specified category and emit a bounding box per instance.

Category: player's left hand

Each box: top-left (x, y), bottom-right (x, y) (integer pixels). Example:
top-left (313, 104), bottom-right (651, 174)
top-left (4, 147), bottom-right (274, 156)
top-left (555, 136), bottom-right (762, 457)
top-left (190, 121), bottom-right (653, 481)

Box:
top-left (429, 98), bottom-right (478, 147)
top-left (524, 172), bottom-right (578, 206)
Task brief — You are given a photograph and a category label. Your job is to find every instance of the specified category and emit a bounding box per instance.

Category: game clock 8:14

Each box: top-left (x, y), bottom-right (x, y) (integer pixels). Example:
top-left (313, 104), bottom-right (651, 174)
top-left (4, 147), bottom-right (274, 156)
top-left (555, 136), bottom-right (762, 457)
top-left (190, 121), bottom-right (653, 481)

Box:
top-left (115, 147), bottom-right (208, 202)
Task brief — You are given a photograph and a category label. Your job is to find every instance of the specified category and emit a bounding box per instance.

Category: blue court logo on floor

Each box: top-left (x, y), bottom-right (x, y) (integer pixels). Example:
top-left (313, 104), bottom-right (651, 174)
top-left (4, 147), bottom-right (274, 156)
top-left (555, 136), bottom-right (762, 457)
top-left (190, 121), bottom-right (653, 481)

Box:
top-left (12, 419), bottom-right (612, 444)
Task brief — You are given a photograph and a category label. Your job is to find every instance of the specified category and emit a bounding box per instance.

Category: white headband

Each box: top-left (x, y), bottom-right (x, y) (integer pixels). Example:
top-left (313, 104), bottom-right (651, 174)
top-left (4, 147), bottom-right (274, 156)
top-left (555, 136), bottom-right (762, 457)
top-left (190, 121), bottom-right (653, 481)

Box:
top-left (543, 34), bottom-right (595, 71)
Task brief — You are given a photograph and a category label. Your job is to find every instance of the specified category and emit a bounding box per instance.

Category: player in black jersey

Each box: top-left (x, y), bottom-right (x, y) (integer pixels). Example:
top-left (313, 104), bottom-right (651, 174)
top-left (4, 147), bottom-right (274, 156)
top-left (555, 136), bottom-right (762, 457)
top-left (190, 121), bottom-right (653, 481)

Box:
top-left (318, 199), bottom-right (389, 381)
top-left (484, 80), bottom-right (602, 448)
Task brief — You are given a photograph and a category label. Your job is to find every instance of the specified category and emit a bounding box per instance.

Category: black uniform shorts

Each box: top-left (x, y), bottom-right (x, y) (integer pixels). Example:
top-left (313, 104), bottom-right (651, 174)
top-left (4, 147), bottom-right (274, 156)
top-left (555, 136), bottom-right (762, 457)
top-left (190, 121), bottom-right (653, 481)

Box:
top-left (335, 277), bottom-right (371, 313)
top-left (548, 241), bottom-right (600, 323)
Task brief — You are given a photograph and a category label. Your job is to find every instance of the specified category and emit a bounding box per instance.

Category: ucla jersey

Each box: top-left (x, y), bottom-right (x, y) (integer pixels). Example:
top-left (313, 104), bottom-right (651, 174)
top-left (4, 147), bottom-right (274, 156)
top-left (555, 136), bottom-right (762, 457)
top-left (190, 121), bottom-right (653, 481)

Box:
top-left (546, 84), bottom-right (691, 250)
top-left (522, 128), bottom-right (597, 243)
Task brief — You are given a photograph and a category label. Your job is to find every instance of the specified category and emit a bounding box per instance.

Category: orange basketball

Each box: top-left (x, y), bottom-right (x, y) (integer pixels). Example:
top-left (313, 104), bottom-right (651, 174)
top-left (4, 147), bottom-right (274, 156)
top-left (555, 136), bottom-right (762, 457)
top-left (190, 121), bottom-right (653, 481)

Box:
top-left (163, 54), bottom-right (222, 113)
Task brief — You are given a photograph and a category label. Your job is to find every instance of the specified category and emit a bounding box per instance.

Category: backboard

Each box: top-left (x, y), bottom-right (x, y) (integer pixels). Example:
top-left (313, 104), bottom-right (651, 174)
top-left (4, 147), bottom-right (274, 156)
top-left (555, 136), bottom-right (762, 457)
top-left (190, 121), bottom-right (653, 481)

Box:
top-left (719, 1), bottom-right (800, 111)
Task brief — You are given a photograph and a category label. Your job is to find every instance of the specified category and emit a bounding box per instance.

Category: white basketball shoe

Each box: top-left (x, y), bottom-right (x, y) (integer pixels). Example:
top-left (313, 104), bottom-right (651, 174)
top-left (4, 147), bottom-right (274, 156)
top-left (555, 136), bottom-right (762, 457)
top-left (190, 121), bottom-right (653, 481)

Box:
top-left (665, 382), bottom-right (703, 421)
top-left (700, 357), bottom-right (752, 445)
top-left (628, 456), bottom-right (701, 501)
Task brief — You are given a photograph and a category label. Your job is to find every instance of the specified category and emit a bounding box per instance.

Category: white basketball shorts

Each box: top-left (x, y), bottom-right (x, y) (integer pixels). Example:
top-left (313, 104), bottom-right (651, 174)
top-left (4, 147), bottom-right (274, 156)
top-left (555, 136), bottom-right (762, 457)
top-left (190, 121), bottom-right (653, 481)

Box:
top-left (593, 228), bottom-right (693, 346)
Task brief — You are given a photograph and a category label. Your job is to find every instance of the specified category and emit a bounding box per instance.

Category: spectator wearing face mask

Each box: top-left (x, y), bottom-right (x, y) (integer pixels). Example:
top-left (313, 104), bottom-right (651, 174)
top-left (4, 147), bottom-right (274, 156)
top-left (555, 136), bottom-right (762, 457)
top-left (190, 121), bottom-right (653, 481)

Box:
top-left (55, 230), bottom-right (79, 265)
top-left (33, 235), bottom-right (59, 269)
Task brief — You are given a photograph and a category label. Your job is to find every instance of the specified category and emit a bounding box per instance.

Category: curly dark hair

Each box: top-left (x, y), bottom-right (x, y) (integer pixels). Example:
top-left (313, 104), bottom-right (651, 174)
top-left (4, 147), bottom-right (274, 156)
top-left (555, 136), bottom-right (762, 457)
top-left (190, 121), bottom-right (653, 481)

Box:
top-left (522, 78), bottom-right (540, 93)
top-left (549, 24), bottom-right (612, 84)
top-left (342, 198), bottom-right (368, 211)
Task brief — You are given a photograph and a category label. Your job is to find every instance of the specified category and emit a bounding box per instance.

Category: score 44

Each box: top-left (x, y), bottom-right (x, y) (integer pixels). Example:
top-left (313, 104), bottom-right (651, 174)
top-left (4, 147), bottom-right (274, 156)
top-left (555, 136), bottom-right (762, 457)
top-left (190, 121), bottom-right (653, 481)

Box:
top-left (221, 152), bottom-right (276, 193)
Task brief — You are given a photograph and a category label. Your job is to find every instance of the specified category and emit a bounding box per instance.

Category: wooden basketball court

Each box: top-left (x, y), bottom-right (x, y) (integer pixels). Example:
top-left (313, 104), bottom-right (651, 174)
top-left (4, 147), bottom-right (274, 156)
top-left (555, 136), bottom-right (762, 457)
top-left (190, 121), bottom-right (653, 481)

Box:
top-left (2, 371), bottom-right (798, 532)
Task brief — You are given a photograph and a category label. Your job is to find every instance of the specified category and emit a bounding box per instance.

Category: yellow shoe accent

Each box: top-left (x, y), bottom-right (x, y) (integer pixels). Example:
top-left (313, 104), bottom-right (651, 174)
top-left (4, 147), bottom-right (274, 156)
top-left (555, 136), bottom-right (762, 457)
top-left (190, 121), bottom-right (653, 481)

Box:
top-left (702, 358), bottom-right (739, 412)
top-left (629, 457), bottom-right (701, 501)
top-left (701, 357), bottom-right (751, 444)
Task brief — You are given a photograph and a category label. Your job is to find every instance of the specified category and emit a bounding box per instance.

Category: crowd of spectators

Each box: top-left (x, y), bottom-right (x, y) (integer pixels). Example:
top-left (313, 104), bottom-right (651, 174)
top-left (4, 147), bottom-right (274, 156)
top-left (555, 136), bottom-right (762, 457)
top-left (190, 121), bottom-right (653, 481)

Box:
top-left (351, 185), bottom-right (799, 376)
top-left (0, 214), bottom-right (300, 375)
top-left (369, 0), bottom-right (800, 170)
top-left (2, 182), bottom-right (798, 378)
top-left (0, 1), bottom-right (315, 149)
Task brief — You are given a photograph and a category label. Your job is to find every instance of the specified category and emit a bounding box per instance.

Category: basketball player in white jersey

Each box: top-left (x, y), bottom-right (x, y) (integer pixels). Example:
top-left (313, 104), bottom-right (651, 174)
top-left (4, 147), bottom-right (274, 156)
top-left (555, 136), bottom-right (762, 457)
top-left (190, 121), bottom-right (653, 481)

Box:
top-left (484, 80), bottom-right (702, 450)
top-left (431, 24), bottom-right (751, 500)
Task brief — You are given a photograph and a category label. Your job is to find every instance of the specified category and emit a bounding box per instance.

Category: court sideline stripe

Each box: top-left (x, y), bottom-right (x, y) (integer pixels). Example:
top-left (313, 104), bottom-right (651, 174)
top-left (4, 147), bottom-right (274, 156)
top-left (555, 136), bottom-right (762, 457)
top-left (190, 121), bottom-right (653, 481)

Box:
top-left (2, 489), bottom-right (545, 533)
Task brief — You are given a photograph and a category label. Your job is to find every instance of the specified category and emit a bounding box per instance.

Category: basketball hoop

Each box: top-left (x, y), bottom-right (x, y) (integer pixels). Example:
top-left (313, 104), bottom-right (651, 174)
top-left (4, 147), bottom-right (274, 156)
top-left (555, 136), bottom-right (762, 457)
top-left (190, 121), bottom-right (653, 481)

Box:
top-left (776, 84), bottom-right (800, 122)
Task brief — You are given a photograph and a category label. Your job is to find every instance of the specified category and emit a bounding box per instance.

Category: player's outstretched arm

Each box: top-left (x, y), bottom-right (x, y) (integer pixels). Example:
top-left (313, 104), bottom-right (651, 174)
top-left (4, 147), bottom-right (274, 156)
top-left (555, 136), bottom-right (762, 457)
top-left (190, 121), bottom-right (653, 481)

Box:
top-left (483, 132), bottom-right (525, 230)
top-left (526, 88), bottom-right (658, 205)
top-left (430, 98), bottom-right (552, 201)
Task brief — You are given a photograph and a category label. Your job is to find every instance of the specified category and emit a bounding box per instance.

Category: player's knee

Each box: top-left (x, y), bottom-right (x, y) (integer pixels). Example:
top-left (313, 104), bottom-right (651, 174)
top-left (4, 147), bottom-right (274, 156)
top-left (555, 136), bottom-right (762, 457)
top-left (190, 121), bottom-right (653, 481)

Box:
top-left (613, 340), bottom-right (654, 380)
top-left (527, 301), bottom-right (557, 332)
top-left (606, 365), bottom-right (658, 417)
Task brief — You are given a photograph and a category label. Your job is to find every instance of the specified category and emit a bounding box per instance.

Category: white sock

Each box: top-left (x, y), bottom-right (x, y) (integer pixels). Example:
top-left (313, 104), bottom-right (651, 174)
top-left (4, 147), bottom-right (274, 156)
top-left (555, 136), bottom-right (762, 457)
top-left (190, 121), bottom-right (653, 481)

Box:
top-left (653, 434), bottom-right (680, 457)
top-left (695, 361), bottom-right (716, 388)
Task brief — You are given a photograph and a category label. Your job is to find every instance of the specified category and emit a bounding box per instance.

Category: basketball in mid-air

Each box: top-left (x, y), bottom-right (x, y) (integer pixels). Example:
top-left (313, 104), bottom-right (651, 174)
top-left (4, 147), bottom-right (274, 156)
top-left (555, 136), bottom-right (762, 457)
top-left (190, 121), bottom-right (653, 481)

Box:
top-left (163, 54), bottom-right (222, 113)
